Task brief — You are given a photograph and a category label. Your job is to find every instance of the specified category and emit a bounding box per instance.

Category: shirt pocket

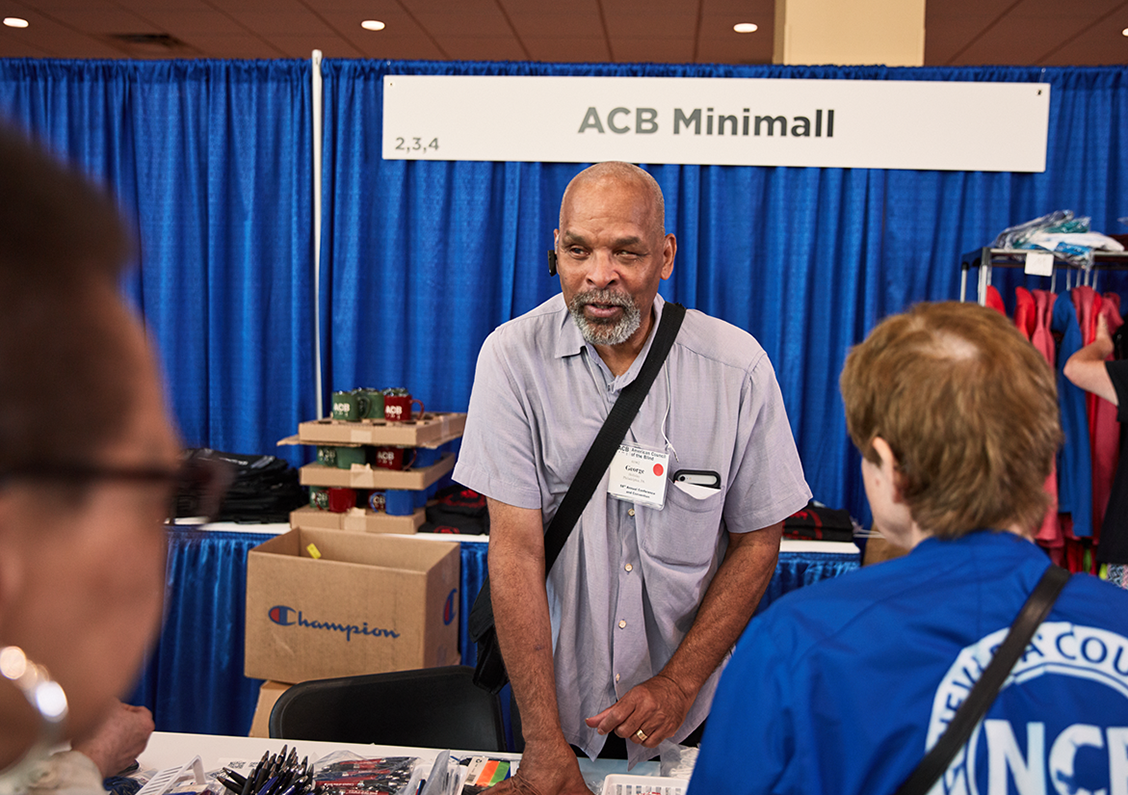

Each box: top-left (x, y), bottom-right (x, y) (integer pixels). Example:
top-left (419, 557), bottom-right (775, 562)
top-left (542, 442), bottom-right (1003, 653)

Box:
top-left (638, 482), bottom-right (726, 568)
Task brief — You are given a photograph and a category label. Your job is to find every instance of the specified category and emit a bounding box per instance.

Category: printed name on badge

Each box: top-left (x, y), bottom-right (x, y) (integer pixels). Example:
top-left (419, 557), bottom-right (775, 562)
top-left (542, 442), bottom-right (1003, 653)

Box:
top-left (609, 444), bottom-right (669, 510)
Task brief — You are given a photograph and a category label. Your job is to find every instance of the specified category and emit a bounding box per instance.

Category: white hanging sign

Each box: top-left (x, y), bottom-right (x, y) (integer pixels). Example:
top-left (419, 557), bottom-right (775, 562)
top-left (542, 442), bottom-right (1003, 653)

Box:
top-left (382, 75), bottom-right (1049, 173)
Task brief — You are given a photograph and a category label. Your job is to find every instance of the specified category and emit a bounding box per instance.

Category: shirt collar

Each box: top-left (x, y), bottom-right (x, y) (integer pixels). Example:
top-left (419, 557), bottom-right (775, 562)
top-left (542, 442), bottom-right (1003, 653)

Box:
top-left (554, 294), bottom-right (668, 390)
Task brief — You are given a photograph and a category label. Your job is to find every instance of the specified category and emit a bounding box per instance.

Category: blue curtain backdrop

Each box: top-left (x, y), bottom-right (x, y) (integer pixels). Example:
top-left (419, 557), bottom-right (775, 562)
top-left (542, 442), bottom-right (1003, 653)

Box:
top-left (0, 59), bottom-right (316, 469)
top-left (3, 56), bottom-right (1125, 534)
top-left (321, 61), bottom-right (1128, 528)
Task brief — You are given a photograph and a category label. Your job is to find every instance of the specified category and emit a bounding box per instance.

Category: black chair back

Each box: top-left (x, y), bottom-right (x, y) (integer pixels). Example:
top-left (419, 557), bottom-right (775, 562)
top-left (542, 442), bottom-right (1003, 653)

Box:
top-left (268, 665), bottom-right (506, 752)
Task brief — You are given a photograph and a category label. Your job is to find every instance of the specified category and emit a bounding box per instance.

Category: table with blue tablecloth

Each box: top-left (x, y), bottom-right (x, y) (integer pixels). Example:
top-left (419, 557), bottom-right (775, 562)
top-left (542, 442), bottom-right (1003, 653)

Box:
top-left (131, 524), bottom-right (860, 736)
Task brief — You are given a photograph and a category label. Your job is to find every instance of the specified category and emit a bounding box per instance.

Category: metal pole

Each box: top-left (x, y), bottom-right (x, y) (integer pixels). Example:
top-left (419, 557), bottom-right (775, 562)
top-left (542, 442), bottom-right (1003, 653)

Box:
top-left (312, 49), bottom-right (324, 417)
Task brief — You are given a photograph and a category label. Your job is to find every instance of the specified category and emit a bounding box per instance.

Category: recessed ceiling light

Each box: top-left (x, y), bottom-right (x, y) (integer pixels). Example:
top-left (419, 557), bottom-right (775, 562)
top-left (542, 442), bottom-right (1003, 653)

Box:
top-left (1122, 27), bottom-right (1128, 36)
top-left (3, 17), bottom-right (29, 28)
top-left (733, 22), bottom-right (758, 33)
top-left (361, 20), bottom-right (386, 31)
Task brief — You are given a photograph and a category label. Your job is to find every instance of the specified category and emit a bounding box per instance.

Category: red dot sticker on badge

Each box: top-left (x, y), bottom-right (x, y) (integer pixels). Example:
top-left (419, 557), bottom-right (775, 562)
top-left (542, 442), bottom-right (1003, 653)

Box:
top-left (653, 463), bottom-right (664, 476)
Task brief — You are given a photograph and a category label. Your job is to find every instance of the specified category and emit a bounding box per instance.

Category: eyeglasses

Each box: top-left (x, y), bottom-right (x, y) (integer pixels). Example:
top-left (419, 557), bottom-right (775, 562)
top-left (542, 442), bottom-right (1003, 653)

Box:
top-left (0, 455), bottom-right (235, 522)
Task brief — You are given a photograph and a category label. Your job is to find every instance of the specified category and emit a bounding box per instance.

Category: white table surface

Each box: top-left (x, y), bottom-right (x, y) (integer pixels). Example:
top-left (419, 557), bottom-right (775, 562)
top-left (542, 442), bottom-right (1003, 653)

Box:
top-left (179, 521), bottom-right (859, 555)
top-left (140, 732), bottom-right (661, 789)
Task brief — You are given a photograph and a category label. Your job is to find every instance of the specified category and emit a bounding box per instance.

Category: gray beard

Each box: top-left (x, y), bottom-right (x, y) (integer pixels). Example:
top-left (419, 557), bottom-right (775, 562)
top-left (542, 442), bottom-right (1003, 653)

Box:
top-left (568, 289), bottom-right (642, 346)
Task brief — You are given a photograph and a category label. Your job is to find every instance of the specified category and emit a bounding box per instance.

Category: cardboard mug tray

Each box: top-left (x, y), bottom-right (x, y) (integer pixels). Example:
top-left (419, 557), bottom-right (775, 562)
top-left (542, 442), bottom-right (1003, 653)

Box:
top-left (298, 452), bottom-right (455, 490)
top-left (290, 412), bottom-right (466, 447)
top-left (290, 505), bottom-right (426, 535)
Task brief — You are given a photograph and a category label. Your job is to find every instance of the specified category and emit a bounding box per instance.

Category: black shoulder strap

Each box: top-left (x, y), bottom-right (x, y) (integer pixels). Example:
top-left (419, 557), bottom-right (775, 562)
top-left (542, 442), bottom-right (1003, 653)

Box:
top-left (541, 302), bottom-right (686, 575)
top-left (894, 563), bottom-right (1071, 795)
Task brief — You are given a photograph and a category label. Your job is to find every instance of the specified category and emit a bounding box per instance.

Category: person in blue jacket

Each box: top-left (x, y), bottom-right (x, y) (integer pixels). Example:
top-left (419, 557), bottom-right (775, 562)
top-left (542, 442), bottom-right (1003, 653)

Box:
top-left (688, 301), bottom-right (1128, 795)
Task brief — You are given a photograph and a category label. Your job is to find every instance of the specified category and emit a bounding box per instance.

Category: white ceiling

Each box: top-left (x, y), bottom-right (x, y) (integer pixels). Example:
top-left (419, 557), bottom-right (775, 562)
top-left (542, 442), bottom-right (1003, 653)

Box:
top-left (0, 0), bottom-right (1126, 66)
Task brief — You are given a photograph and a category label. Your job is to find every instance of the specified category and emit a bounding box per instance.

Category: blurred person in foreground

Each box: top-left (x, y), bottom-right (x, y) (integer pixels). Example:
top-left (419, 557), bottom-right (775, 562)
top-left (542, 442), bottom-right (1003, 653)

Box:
top-left (688, 301), bottom-right (1128, 795)
top-left (0, 124), bottom-right (183, 794)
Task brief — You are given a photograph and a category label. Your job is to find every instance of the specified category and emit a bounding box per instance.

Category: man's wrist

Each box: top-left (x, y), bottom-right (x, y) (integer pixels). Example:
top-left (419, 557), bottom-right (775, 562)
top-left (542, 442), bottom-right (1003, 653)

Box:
top-left (652, 671), bottom-right (694, 701)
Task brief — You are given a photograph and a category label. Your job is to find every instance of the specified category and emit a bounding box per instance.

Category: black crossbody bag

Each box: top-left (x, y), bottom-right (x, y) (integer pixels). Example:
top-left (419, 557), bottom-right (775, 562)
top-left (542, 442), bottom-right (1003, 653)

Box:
top-left (467, 302), bottom-right (687, 694)
top-left (894, 563), bottom-right (1071, 795)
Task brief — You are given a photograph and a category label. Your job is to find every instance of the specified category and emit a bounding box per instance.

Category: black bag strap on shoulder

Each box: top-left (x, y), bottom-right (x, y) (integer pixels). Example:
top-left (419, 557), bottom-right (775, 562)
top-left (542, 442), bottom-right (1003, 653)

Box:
top-left (894, 563), bottom-right (1071, 795)
top-left (467, 303), bottom-right (686, 693)
top-left (541, 301), bottom-right (686, 573)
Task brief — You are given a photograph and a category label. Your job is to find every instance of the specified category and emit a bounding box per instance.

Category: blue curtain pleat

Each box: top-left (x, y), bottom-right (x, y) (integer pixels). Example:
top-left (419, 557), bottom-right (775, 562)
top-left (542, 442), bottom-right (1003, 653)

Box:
top-left (129, 529), bottom-right (265, 735)
top-left (0, 59), bottom-right (316, 469)
top-left (755, 552), bottom-right (860, 615)
top-left (459, 542), bottom-right (490, 667)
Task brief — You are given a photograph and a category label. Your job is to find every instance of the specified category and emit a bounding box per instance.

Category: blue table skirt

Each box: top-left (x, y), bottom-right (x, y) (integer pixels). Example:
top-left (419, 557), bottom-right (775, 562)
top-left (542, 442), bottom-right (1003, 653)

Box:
top-left (129, 528), bottom-right (858, 736)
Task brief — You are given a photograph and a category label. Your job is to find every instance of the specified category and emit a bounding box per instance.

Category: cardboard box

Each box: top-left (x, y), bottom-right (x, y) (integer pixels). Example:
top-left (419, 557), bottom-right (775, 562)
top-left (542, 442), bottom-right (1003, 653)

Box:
top-left (298, 453), bottom-right (455, 490)
top-left (248, 680), bottom-right (292, 738)
top-left (245, 528), bottom-right (461, 683)
top-left (290, 412), bottom-right (467, 447)
top-left (289, 505), bottom-right (426, 534)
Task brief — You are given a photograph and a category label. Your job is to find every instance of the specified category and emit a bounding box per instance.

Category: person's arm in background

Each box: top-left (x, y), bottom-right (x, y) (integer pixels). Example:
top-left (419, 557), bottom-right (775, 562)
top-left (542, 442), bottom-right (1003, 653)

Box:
top-left (485, 499), bottom-right (591, 795)
top-left (25, 702), bottom-right (155, 795)
top-left (1065, 314), bottom-right (1118, 405)
top-left (72, 701), bottom-right (153, 778)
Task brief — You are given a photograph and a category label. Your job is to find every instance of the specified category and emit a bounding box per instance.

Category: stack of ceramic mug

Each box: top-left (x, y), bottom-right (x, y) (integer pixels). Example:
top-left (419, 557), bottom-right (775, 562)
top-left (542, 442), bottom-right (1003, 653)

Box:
top-left (330, 387), bottom-right (424, 423)
top-left (307, 437), bottom-right (448, 517)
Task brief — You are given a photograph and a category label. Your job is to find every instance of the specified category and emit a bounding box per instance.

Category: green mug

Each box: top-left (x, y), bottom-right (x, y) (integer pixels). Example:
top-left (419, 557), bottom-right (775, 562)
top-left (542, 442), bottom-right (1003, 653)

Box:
top-left (335, 446), bottom-right (367, 469)
top-left (316, 446), bottom-right (338, 467)
top-left (356, 388), bottom-right (385, 420)
top-left (331, 390), bottom-right (371, 422)
top-left (309, 486), bottom-right (329, 510)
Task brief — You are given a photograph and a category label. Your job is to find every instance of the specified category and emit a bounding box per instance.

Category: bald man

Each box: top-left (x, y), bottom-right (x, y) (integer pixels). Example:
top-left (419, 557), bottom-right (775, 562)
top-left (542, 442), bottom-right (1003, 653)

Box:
top-left (454, 162), bottom-right (810, 795)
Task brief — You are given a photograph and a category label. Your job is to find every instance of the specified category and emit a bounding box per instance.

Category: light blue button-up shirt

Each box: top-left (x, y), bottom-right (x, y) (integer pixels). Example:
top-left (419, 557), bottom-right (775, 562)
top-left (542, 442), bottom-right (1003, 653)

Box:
top-left (454, 293), bottom-right (811, 765)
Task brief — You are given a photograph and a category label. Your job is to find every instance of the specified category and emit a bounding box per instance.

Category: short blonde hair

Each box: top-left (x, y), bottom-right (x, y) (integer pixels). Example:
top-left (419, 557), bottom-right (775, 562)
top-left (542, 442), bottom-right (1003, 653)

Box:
top-left (840, 301), bottom-right (1062, 538)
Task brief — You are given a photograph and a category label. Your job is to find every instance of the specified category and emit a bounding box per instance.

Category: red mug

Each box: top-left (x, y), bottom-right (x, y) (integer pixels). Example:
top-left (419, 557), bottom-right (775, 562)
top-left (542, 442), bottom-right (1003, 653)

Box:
top-left (372, 446), bottom-right (417, 471)
top-left (384, 394), bottom-right (424, 422)
top-left (327, 487), bottom-right (356, 513)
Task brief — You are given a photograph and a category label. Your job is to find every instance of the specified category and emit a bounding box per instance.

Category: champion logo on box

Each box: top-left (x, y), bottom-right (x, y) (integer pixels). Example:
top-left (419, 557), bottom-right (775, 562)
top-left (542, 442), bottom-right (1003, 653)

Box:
top-left (267, 604), bottom-right (400, 642)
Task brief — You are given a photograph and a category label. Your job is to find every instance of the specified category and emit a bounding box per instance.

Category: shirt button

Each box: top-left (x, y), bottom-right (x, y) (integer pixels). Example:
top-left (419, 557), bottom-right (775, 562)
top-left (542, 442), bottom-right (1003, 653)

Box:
top-left (615, 673), bottom-right (621, 683)
top-left (628, 508), bottom-right (635, 517)
top-left (625, 563), bottom-right (633, 572)
top-left (618, 619), bottom-right (627, 629)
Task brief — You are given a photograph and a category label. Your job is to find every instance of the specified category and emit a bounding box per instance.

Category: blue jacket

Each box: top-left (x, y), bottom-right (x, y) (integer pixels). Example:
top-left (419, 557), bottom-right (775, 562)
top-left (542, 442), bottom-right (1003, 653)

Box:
top-left (688, 531), bottom-right (1128, 795)
top-left (1052, 294), bottom-right (1094, 537)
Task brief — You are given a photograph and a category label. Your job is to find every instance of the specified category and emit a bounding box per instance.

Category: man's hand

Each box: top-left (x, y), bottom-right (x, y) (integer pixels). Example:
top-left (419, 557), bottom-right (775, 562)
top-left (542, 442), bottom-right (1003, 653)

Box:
top-left (583, 674), bottom-right (692, 749)
top-left (487, 738), bottom-right (592, 795)
top-left (72, 701), bottom-right (154, 778)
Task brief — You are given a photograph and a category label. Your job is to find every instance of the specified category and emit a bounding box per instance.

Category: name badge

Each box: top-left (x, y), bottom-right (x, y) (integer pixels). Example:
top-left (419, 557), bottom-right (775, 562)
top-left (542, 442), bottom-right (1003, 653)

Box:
top-left (608, 444), bottom-right (669, 510)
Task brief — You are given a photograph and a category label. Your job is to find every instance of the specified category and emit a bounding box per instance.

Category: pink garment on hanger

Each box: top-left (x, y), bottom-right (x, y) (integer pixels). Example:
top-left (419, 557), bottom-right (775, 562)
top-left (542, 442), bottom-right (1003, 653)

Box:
top-left (1105, 292), bottom-right (1121, 316)
top-left (1031, 289), bottom-right (1061, 548)
top-left (985, 285), bottom-right (1006, 315)
top-left (1072, 286), bottom-right (1118, 539)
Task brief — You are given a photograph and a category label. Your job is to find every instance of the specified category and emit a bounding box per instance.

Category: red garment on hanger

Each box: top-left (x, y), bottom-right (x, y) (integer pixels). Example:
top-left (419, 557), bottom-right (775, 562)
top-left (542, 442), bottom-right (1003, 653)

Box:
top-left (985, 285), bottom-right (1006, 315)
top-left (1015, 287), bottom-right (1036, 339)
top-left (1030, 289), bottom-right (1061, 549)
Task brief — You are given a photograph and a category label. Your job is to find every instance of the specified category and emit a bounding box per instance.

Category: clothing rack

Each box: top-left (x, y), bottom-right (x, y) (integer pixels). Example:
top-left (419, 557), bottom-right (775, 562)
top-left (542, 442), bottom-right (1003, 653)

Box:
top-left (960, 247), bottom-right (1128, 305)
